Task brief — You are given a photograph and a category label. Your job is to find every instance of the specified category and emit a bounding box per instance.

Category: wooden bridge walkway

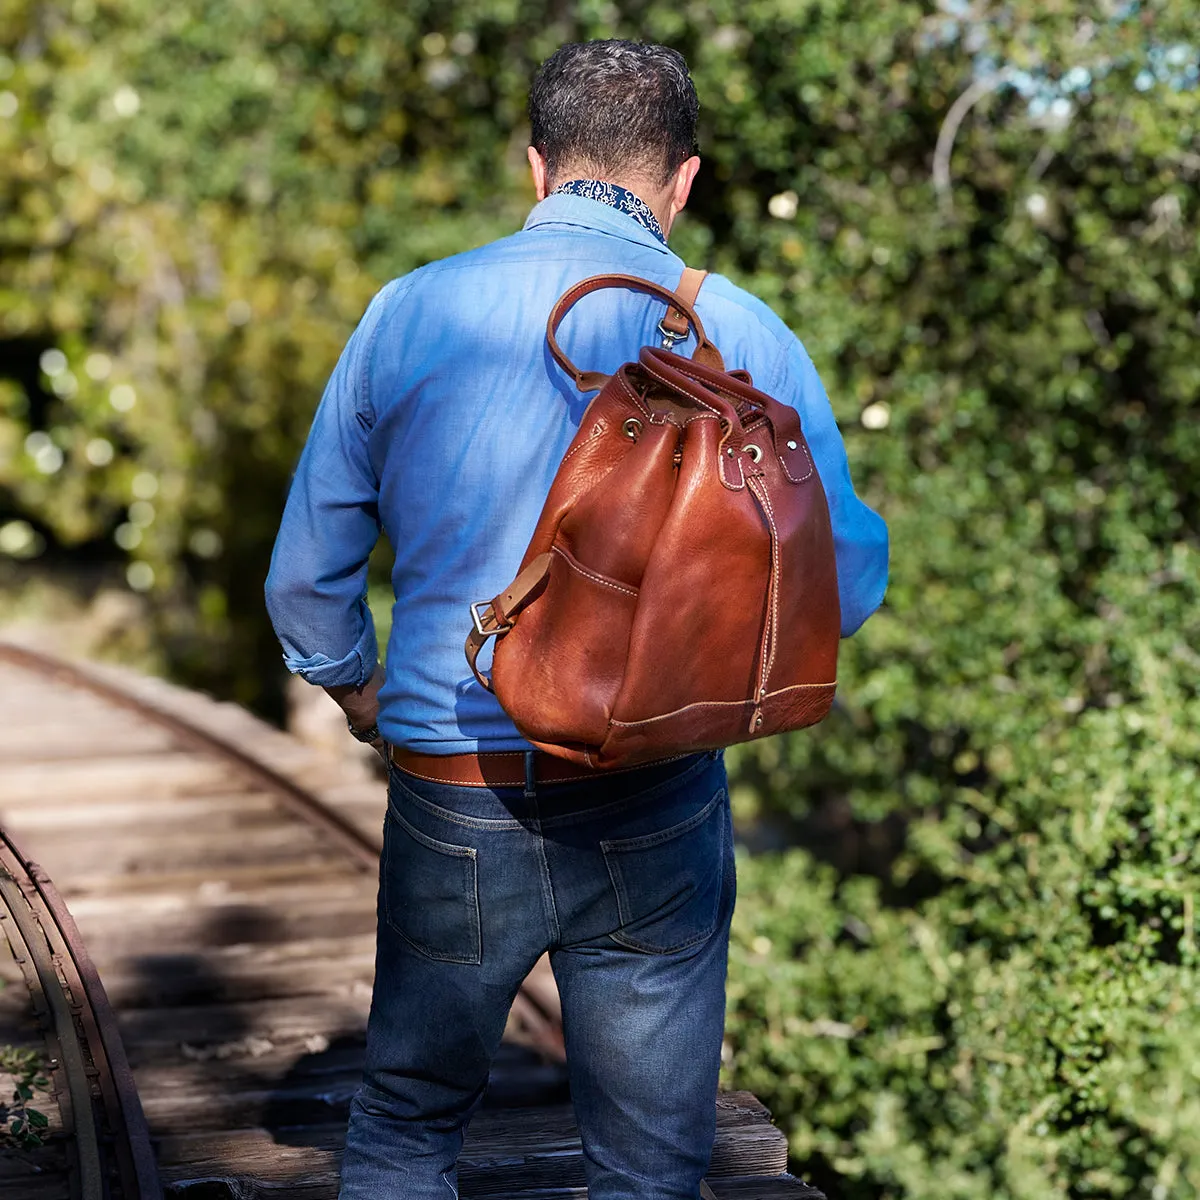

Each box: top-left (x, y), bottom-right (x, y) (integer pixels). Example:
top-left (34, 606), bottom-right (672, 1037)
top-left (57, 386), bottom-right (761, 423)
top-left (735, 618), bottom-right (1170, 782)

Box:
top-left (0, 642), bottom-right (823, 1199)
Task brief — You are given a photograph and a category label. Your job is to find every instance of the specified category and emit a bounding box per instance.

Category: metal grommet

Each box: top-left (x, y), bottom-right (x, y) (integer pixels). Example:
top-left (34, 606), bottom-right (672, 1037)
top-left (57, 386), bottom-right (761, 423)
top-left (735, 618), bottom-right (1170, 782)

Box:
top-left (786, 439), bottom-right (798, 450)
top-left (745, 443), bottom-right (763, 463)
top-left (622, 417), bottom-right (643, 441)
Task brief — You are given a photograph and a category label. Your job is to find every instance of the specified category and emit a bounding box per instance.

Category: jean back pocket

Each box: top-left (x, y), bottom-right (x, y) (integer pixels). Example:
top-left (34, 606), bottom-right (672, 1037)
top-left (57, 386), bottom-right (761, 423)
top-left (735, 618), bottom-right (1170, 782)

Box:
top-left (601, 788), bottom-right (727, 954)
top-left (382, 804), bottom-right (482, 965)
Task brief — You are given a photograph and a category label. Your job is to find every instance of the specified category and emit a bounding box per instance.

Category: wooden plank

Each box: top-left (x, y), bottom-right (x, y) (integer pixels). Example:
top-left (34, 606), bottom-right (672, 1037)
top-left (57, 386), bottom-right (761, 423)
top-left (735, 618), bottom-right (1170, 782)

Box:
top-left (0, 754), bottom-right (237, 804)
top-left (1, 775), bottom-right (311, 830)
top-left (130, 1037), bottom-right (566, 1125)
top-left (0, 790), bottom-right (282, 833)
top-left (136, 1052), bottom-right (569, 1133)
top-left (7, 823), bottom-right (335, 881)
top-left (0, 725), bottom-right (176, 760)
top-left (450, 1181), bottom-right (824, 1199)
top-left (55, 860), bottom-right (367, 904)
top-left (98, 933), bottom-right (377, 1008)
top-left (711, 1180), bottom-right (824, 1199)
top-left (117, 994), bottom-right (372, 1070)
top-left (0, 1158), bottom-right (73, 1200)
top-left (69, 893), bottom-right (377, 960)
top-left (140, 1082), bottom-right (778, 1148)
top-left (154, 1093), bottom-right (789, 1194)
top-left (444, 1183), bottom-right (823, 1200)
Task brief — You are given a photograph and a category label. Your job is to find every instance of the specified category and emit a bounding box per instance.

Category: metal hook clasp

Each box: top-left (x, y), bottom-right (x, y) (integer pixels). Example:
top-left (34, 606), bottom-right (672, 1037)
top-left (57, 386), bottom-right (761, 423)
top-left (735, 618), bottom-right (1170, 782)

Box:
top-left (657, 318), bottom-right (687, 350)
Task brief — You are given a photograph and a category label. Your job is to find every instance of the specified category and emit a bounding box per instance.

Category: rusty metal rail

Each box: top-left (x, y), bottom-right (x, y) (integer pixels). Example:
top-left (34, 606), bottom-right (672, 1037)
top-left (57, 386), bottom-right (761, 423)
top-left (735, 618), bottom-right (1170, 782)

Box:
top-left (1, 827), bottom-right (162, 1200)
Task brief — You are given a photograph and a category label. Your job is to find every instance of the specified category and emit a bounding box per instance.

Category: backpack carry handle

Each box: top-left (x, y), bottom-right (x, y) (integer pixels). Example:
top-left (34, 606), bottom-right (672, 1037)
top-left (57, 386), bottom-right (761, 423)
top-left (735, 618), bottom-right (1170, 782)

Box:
top-left (546, 273), bottom-right (726, 392)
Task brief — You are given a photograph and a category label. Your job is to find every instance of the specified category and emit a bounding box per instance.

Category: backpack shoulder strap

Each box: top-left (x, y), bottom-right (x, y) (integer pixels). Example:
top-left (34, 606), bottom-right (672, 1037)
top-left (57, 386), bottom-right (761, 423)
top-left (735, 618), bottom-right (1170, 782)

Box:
top-left (659, 266), bottom-right (707, 344)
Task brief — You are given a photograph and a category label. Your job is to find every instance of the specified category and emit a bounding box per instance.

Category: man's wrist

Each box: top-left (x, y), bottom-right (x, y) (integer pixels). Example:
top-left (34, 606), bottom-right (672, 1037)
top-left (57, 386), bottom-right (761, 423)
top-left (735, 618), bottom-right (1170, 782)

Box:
top-left (325, 662), bottom-right (385, 732)
top-left (346, 715), bottom-right (382, 744)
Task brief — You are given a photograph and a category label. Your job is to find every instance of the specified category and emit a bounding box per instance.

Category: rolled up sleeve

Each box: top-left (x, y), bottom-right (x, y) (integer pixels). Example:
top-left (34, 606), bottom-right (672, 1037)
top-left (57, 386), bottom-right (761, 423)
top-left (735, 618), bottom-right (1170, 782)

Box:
top-left (264, 284), bottom-right (398, 687)
top-left (772, 337), bottom-right (889, 636)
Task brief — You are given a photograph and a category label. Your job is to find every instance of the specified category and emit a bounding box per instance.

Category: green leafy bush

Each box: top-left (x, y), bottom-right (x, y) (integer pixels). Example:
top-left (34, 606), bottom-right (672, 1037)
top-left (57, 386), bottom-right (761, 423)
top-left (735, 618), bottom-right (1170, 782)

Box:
top-left (2, 2), bottom-right (1198, 1194)
top-left (0, 1045), bottom-right (50, 1149)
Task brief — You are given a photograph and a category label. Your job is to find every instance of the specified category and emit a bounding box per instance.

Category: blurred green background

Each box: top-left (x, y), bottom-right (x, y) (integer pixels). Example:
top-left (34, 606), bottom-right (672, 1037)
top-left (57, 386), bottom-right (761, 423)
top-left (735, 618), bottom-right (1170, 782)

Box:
top-left (2, 1), bottom-right (1198, 1195)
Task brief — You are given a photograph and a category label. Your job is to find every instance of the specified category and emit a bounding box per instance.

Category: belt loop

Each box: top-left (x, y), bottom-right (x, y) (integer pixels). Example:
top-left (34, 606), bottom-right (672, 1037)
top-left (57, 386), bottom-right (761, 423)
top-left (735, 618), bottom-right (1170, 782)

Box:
top-left (524, 750), bottom-right (537, 799)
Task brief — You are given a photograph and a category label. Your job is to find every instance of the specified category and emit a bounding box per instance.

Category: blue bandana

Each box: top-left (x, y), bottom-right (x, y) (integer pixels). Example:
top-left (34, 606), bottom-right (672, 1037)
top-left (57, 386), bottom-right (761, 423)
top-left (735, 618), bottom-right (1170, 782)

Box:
top-left (550, 179), bottom-right (667, 245)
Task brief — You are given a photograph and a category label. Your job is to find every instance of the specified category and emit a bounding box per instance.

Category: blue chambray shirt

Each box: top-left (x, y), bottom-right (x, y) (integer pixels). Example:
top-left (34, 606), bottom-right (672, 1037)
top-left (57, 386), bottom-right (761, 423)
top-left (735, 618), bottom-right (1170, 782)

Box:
top-left (265, 194), bottom-right (889, 753)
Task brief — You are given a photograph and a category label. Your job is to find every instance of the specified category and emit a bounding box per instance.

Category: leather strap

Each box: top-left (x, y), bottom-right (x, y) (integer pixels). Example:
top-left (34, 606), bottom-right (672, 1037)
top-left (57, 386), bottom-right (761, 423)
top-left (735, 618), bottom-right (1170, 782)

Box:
top-left (391, 747), bottom-right (603, 787)
top-left (464, 552), bottom-right (553, 691)
top-left (660, 266), bottom-right (707, 341)
top-left (546, 271), bottom-right (724, 392)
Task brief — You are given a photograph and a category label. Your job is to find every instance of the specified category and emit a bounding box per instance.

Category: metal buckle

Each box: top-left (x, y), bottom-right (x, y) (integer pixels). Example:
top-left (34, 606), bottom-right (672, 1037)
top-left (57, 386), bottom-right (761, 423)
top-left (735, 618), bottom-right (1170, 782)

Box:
top-left (470, 601), bottom-right (510, 639)
top-left (657, 318), bottom-right (687, 350)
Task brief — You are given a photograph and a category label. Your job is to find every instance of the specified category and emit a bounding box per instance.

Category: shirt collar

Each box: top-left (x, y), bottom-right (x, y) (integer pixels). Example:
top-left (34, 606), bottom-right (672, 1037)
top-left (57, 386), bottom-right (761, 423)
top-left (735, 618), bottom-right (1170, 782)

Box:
top-left (522, 193), bottom-right (675, 256)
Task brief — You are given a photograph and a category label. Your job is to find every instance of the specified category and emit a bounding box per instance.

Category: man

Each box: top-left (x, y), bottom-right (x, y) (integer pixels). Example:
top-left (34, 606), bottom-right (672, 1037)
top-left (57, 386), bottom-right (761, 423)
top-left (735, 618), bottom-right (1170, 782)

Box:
top-left (265, 39), bottom-right (887, 1200)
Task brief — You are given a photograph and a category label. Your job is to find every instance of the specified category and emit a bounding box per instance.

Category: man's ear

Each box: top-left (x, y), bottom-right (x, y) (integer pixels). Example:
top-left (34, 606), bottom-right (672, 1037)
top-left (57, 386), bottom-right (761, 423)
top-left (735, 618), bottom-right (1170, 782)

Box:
top-left (527, 146), bottom-right (550, 201)
top-left (669, 155), bottom-right (702, 222)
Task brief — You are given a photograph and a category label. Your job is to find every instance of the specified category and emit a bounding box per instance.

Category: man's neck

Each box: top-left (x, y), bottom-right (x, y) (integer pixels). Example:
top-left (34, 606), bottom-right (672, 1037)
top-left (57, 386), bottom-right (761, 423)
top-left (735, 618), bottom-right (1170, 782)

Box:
top-left (551, 173), bottom-right (673, 235)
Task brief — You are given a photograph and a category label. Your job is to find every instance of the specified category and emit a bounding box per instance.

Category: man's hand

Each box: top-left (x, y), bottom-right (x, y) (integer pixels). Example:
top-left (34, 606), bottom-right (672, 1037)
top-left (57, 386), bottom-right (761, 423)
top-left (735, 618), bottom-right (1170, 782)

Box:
top-left (325, 663), bottom-right (388, 762)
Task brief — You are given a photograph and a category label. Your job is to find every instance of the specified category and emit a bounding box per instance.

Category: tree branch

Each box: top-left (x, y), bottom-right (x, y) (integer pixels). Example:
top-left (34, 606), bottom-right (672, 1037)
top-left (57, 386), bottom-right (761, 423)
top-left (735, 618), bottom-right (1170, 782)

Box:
top-left (932, 70), bottom-right (1015, 215)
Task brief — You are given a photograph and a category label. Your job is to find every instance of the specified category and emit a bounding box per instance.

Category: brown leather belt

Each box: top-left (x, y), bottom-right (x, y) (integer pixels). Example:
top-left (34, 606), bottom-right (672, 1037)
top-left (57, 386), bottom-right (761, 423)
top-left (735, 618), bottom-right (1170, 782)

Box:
top-left (390, 747), bottom-right (603, 788)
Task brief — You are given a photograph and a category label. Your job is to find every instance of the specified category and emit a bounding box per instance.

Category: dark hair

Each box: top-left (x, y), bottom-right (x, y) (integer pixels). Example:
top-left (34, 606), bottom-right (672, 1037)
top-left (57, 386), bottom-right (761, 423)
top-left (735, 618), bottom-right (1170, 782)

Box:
top-left (529, 40), bottom-right (698, 187)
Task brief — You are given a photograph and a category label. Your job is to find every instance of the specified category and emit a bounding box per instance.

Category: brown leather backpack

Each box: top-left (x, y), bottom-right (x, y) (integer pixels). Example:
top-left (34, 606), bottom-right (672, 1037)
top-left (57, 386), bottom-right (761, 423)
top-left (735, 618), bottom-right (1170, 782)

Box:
top-left (465, 269), bottom-right (840, 769)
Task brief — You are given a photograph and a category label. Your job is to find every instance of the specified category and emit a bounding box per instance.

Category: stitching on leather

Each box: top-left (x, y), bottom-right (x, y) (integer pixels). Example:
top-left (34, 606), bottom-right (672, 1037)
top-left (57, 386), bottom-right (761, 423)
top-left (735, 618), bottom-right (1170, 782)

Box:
top-left (779, 434), bottom-right (814, 484)
top-left (750, 479), bottom-right (774, 704)
top-left (608, 682), bottom-right (836, 727)
top-left (720, 446), bottom-right (746, 491)
top-left (393, 764), bottom-right (527, 794)
top-left (393, 755), bottom-right (694, 804)
top-left (649, 410), bottom-right (683, 428)
top-left (661, 357), bottom-right (753, 404)
top-left (552, 545), bottom-right (639, 598)
top-left (559, 416), bottom-right (611, 467)
top-left (666, 361), bottom-right (771, 419)
top-left (612, 370), bottom-right (643, 413)
top-left (749, 477), bottom-right (781, 697)
top-left (559, 438), bottom-right (594, 467)
top-left (654, 355), bottom-right (816, 485)
top-left (637, 359), bottom-right (749, 490)
top-left (640, 360), bottom-right (722, 418)
top-left (723, 412), bottom-right (814, 484)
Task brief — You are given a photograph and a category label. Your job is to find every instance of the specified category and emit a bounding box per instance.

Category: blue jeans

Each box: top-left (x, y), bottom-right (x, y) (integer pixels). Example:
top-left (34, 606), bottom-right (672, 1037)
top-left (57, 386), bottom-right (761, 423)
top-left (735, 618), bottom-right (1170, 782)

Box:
top-left (339, 750), bottom-right (735, 1200)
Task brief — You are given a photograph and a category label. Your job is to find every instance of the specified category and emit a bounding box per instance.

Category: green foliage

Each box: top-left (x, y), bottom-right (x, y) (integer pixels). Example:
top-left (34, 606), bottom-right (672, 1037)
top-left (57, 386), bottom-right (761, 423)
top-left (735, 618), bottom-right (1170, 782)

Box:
top-left (2, 1), bottom-right (1198, 1194)
top-left (0, 1045), bottom-right (51, 1149)
top-left (704, 4), bottom-right (1200, 1193)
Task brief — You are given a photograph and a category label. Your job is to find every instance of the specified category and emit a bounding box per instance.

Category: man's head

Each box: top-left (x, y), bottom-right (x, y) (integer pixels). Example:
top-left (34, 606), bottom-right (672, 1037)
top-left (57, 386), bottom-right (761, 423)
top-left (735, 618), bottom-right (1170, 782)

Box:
top-left (527, 40), bottom-right (701, 234)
